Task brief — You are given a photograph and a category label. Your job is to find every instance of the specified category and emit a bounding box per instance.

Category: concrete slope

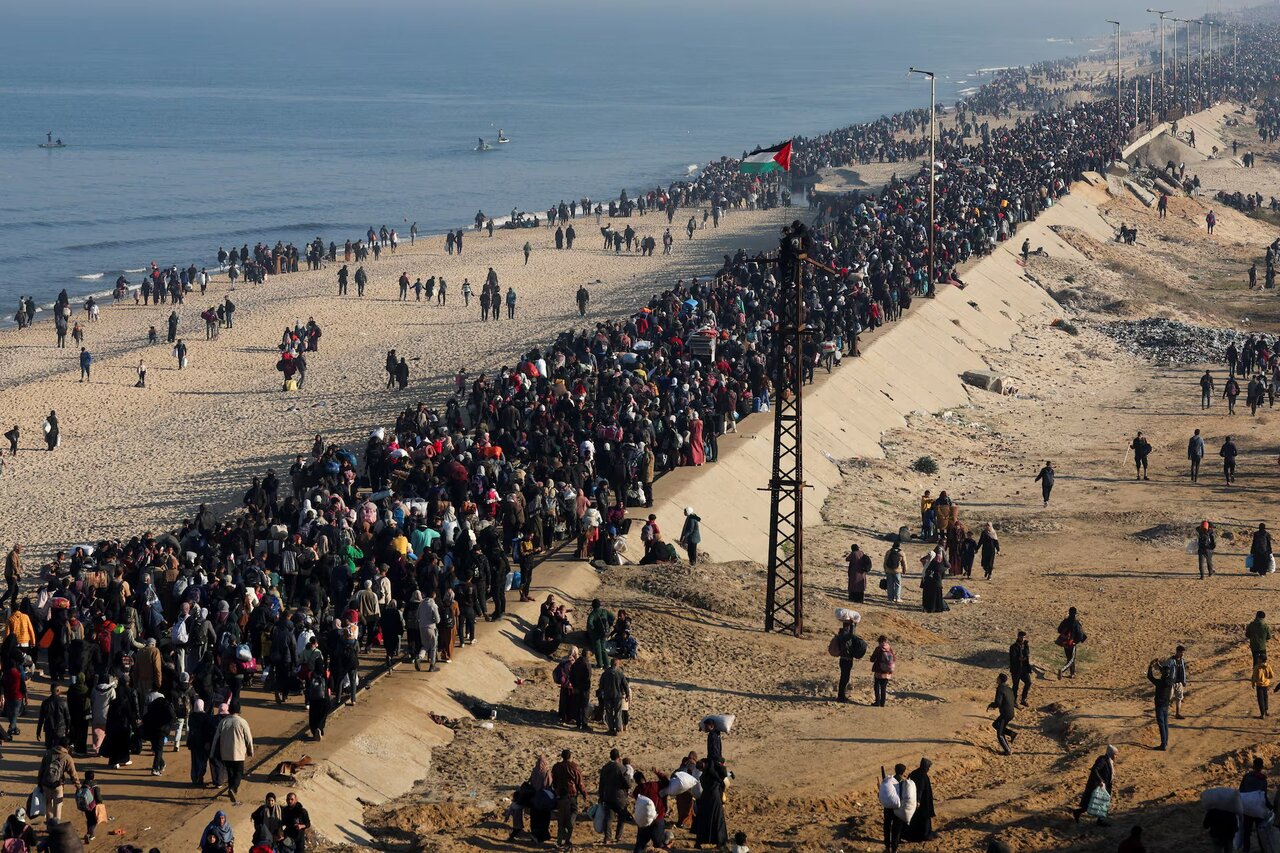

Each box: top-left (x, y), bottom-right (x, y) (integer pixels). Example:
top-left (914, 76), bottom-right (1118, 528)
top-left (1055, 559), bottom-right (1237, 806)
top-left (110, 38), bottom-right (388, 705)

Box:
top-left (648, 181), bottom-right (1126, 565)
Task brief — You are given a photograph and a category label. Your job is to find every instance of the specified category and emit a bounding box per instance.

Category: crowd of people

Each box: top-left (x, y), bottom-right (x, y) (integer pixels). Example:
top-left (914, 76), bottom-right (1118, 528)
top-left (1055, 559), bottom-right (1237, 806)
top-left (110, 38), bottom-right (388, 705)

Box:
top-left (7, 13), bottom-right (1280, 853)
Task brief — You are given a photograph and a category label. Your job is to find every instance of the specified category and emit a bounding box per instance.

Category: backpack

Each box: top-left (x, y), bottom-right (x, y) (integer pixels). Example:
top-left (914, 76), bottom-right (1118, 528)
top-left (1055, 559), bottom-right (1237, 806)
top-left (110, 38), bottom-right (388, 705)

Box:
top-left (75, 784), bottom-right (96, 812)
top-left (850, 635), bottom-right (868, 659)
top-left (1056, 628), bottom-right (1075, 648)
top-left (873, 647), bottom-right (895, 675)
top-left (440, 606), bottom-right (455, 629)
top-left (40, 751), bottom-right (67, 788)
top-left (3, 837), bottom-right (27, 853)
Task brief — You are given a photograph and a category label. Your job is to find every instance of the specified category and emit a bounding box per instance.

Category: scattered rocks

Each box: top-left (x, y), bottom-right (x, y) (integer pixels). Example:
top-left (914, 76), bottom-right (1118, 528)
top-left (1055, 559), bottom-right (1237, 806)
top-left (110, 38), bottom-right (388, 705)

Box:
top-left (1096, 317), bottom-right (1237, 364)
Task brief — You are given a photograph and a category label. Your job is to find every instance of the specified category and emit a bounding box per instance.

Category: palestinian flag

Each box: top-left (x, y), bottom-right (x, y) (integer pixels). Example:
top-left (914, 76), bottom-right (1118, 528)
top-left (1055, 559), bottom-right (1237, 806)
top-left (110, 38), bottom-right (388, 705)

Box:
top-left (739, 140), bottom-right (792, 174)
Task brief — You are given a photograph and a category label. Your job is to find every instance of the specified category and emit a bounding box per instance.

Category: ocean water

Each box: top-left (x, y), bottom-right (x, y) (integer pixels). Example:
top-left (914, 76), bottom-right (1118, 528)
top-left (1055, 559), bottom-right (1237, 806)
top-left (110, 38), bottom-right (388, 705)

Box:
top-left (0, 0), bottom-right (1162, 310)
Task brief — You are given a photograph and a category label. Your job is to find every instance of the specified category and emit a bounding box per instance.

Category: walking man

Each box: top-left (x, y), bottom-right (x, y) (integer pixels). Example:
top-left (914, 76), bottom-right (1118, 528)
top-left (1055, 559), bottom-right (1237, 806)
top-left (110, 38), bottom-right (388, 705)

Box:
top-left (1129, 431), bottom-right (1151, 480)
top-left (1200, 370), bottom-right (1215, 409)
top-left (78, 347), bottom-right (92, 382)
top-left (833, 616), bottom-right (865, 703)
top-left (1147, 657), bottom-right (1172, 750)
top-left (987, 673), bottom-right (1018, 755)
top-left (1220, 436), bottom-right (1238, 485)
top-left (1248, 611), bottom-right (1271, 666)
top-left (1188, 429), bottom-right (1205, 482)
top-left (552, 749), bottom-right (587, 849)
top-left (1034, 461), bottom-right (1055, 507)
top-left (1196, 521), bottom-right (1215, 578)
top-left (1008, 631), bottom-right (1032, 706)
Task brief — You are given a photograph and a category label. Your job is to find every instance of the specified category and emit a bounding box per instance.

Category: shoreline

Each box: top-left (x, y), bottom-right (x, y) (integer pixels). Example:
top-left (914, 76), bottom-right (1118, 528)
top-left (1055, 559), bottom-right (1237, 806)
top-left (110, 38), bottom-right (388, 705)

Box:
top-left (4, 39), bottom-right (1119, 321)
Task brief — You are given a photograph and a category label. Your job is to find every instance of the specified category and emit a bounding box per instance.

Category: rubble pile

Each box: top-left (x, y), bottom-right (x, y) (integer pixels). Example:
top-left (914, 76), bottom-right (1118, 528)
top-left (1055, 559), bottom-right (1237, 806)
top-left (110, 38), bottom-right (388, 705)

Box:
top-left (1097, 317), bottom-right (1237, 364)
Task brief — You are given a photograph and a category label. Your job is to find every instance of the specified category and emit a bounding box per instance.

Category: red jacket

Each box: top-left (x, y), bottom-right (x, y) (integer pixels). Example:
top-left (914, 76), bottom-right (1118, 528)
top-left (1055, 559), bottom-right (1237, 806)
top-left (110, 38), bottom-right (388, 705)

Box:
top-left (634, 777), bottom-right (669, 820)
top-left (2, 666), bottom-right (24, 702)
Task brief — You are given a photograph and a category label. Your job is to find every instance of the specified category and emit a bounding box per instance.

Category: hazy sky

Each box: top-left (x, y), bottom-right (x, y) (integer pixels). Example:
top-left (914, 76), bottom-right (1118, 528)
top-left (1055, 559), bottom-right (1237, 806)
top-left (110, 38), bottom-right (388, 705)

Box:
top-left (9, 0), bottom-right (1247, 45)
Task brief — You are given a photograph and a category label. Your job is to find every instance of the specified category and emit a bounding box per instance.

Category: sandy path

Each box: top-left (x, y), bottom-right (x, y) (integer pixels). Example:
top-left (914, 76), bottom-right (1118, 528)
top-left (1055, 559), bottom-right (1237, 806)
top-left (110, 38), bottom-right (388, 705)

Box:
top-left (0, 207), bottom-right (792, 558)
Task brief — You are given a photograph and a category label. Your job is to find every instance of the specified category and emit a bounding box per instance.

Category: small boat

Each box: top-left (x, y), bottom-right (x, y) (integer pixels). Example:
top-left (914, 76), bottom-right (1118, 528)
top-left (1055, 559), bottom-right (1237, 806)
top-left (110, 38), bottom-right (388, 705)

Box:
top-left (496, 129), bottom-right (510, 143)
top-left (39, 133), bottom-right (66, 149)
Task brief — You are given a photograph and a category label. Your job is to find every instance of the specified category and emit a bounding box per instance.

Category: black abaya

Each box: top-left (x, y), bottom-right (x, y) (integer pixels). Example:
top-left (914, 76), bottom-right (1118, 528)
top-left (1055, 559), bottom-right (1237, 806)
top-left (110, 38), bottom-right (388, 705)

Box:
top-left (903, 761), bottom-right (935, 841)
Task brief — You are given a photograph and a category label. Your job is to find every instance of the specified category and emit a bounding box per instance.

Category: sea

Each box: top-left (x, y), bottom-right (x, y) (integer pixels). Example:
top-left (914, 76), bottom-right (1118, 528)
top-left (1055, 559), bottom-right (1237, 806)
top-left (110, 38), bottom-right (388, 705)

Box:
top-left (0, 0), bottom-right (1168, 312)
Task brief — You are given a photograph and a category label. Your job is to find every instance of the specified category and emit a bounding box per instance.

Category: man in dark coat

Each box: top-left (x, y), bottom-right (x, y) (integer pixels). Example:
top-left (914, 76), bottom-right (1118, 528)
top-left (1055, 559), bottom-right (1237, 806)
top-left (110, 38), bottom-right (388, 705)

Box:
top-left (987, 674), bottom-right (1018, 755)
top-left (903, 758), bottom-right (936, 841)
top-left (36, 683), bottom-right (71, 748)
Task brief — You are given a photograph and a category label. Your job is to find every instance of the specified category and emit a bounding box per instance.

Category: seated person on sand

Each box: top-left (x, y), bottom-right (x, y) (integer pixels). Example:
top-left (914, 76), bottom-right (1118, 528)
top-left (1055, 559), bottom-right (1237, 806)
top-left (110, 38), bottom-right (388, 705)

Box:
top-left (639, 535), bottom-right (679, 565)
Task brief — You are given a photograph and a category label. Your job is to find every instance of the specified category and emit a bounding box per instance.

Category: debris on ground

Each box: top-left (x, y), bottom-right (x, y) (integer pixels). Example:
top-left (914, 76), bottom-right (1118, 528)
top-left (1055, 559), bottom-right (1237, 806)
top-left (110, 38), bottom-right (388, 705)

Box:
top-left (1096, 317), bottom-right (1238, 364)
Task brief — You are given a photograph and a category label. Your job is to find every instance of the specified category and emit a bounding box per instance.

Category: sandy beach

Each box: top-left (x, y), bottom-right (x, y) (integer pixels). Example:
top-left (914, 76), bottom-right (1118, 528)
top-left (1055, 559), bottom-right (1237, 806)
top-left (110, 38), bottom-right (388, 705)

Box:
top-left (0, 208), bottom-right (790, 559)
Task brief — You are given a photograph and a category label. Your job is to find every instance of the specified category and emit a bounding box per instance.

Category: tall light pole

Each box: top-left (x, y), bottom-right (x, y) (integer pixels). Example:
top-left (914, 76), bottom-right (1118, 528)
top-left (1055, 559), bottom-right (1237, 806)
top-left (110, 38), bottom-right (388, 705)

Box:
top-left (1152, 9), bottom-right (1172, 116)
top-left (1198, 19), bottom-right (1205, 107)
top-left (1108, 20), bottom-right (1123, 142)
top-left (1207, 21), bottom-right (1214, 102)
top-left (909, 67), bottom-right (936, 295)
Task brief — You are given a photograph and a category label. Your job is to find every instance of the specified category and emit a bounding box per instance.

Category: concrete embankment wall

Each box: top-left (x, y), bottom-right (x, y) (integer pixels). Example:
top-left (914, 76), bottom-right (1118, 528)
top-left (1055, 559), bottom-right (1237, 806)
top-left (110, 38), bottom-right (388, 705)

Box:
top-left (648, 181), bottom-right (1126, 564)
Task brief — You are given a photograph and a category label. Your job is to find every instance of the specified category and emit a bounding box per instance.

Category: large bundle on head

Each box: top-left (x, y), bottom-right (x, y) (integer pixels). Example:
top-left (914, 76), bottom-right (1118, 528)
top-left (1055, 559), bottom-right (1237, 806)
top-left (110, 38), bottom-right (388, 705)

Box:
top-left (835, 608), bottom-right (861, 624)
top-left (662, 771), bottom-right (698, 797)
top-left (701, 714), bottom-right (735, 734)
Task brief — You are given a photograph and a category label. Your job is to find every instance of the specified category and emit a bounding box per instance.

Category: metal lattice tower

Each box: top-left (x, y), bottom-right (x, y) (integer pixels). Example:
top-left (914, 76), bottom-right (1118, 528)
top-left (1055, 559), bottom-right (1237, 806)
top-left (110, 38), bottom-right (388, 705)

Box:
top-left (764, 227), bottom-right (809, 636)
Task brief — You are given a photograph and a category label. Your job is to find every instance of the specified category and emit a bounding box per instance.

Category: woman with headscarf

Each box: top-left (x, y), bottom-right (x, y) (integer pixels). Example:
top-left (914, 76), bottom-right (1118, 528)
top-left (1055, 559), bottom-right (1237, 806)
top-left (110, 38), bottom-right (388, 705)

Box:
top-left (509, 754), bottom-right (553, 843)
top-left (978, 523), bottom-right (1001, 579)
top-left (693, 719), bottom-right (728, 849)
top-left (1073, 745), bottom-right (1117, 825)
top-left (554, 648), bottom-right (579, 724)
top-left (921, 547), bottom-right (949, 613)
top-left (89, 675), bottom-right (115, 756)
top-left (67, 673), bottom-right (91, 755)
top-left (687, 411), bottom-right (706, 466)
top-left (903, 758), bottom-right (936, 841)
top-left (947, 521), bottom-right (967, 576)
top-left (102, 691), bottom-right (133, 769)
top-left (846, 544), bottom-right (871, 603)
top-left (438, 589), bottom-right (459, 663)
top-left (200, 810), bottom-right (235, 853)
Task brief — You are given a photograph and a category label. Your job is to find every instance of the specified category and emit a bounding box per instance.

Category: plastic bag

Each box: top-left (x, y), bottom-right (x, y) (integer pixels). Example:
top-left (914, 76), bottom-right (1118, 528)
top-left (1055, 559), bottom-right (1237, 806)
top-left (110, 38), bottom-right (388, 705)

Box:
top-left (834, 607), bottom-right (861, 624)
top-left (1086, 786), bottom-right (1111, 818)
top-left (590, 802), bottom-right (606, 834)
top-left (26, 787), bottom-right (44, 819)
top-left (635, 795), bottom-right (657, 828)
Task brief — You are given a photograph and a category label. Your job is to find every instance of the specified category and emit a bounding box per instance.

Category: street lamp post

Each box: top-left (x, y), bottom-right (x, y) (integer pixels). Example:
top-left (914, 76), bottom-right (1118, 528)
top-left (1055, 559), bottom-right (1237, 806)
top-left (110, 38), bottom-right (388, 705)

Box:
top-left (1108, 20), bottom-right (1123, 143)
top-left (1198, 19), bottom-right (1205, 107)
top-left (908, 68), bottom-right (936, 296)
top-left (1147, 9), bottom-right (1172, 118)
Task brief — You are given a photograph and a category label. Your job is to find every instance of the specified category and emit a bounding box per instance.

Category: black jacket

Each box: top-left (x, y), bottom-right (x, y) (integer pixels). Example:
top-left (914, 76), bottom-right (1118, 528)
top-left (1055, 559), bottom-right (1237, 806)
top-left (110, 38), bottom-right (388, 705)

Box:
top-left (991, 684), bottom-right (1016, 720)
top-left (1008, 640), bottom-right (1030, 677)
